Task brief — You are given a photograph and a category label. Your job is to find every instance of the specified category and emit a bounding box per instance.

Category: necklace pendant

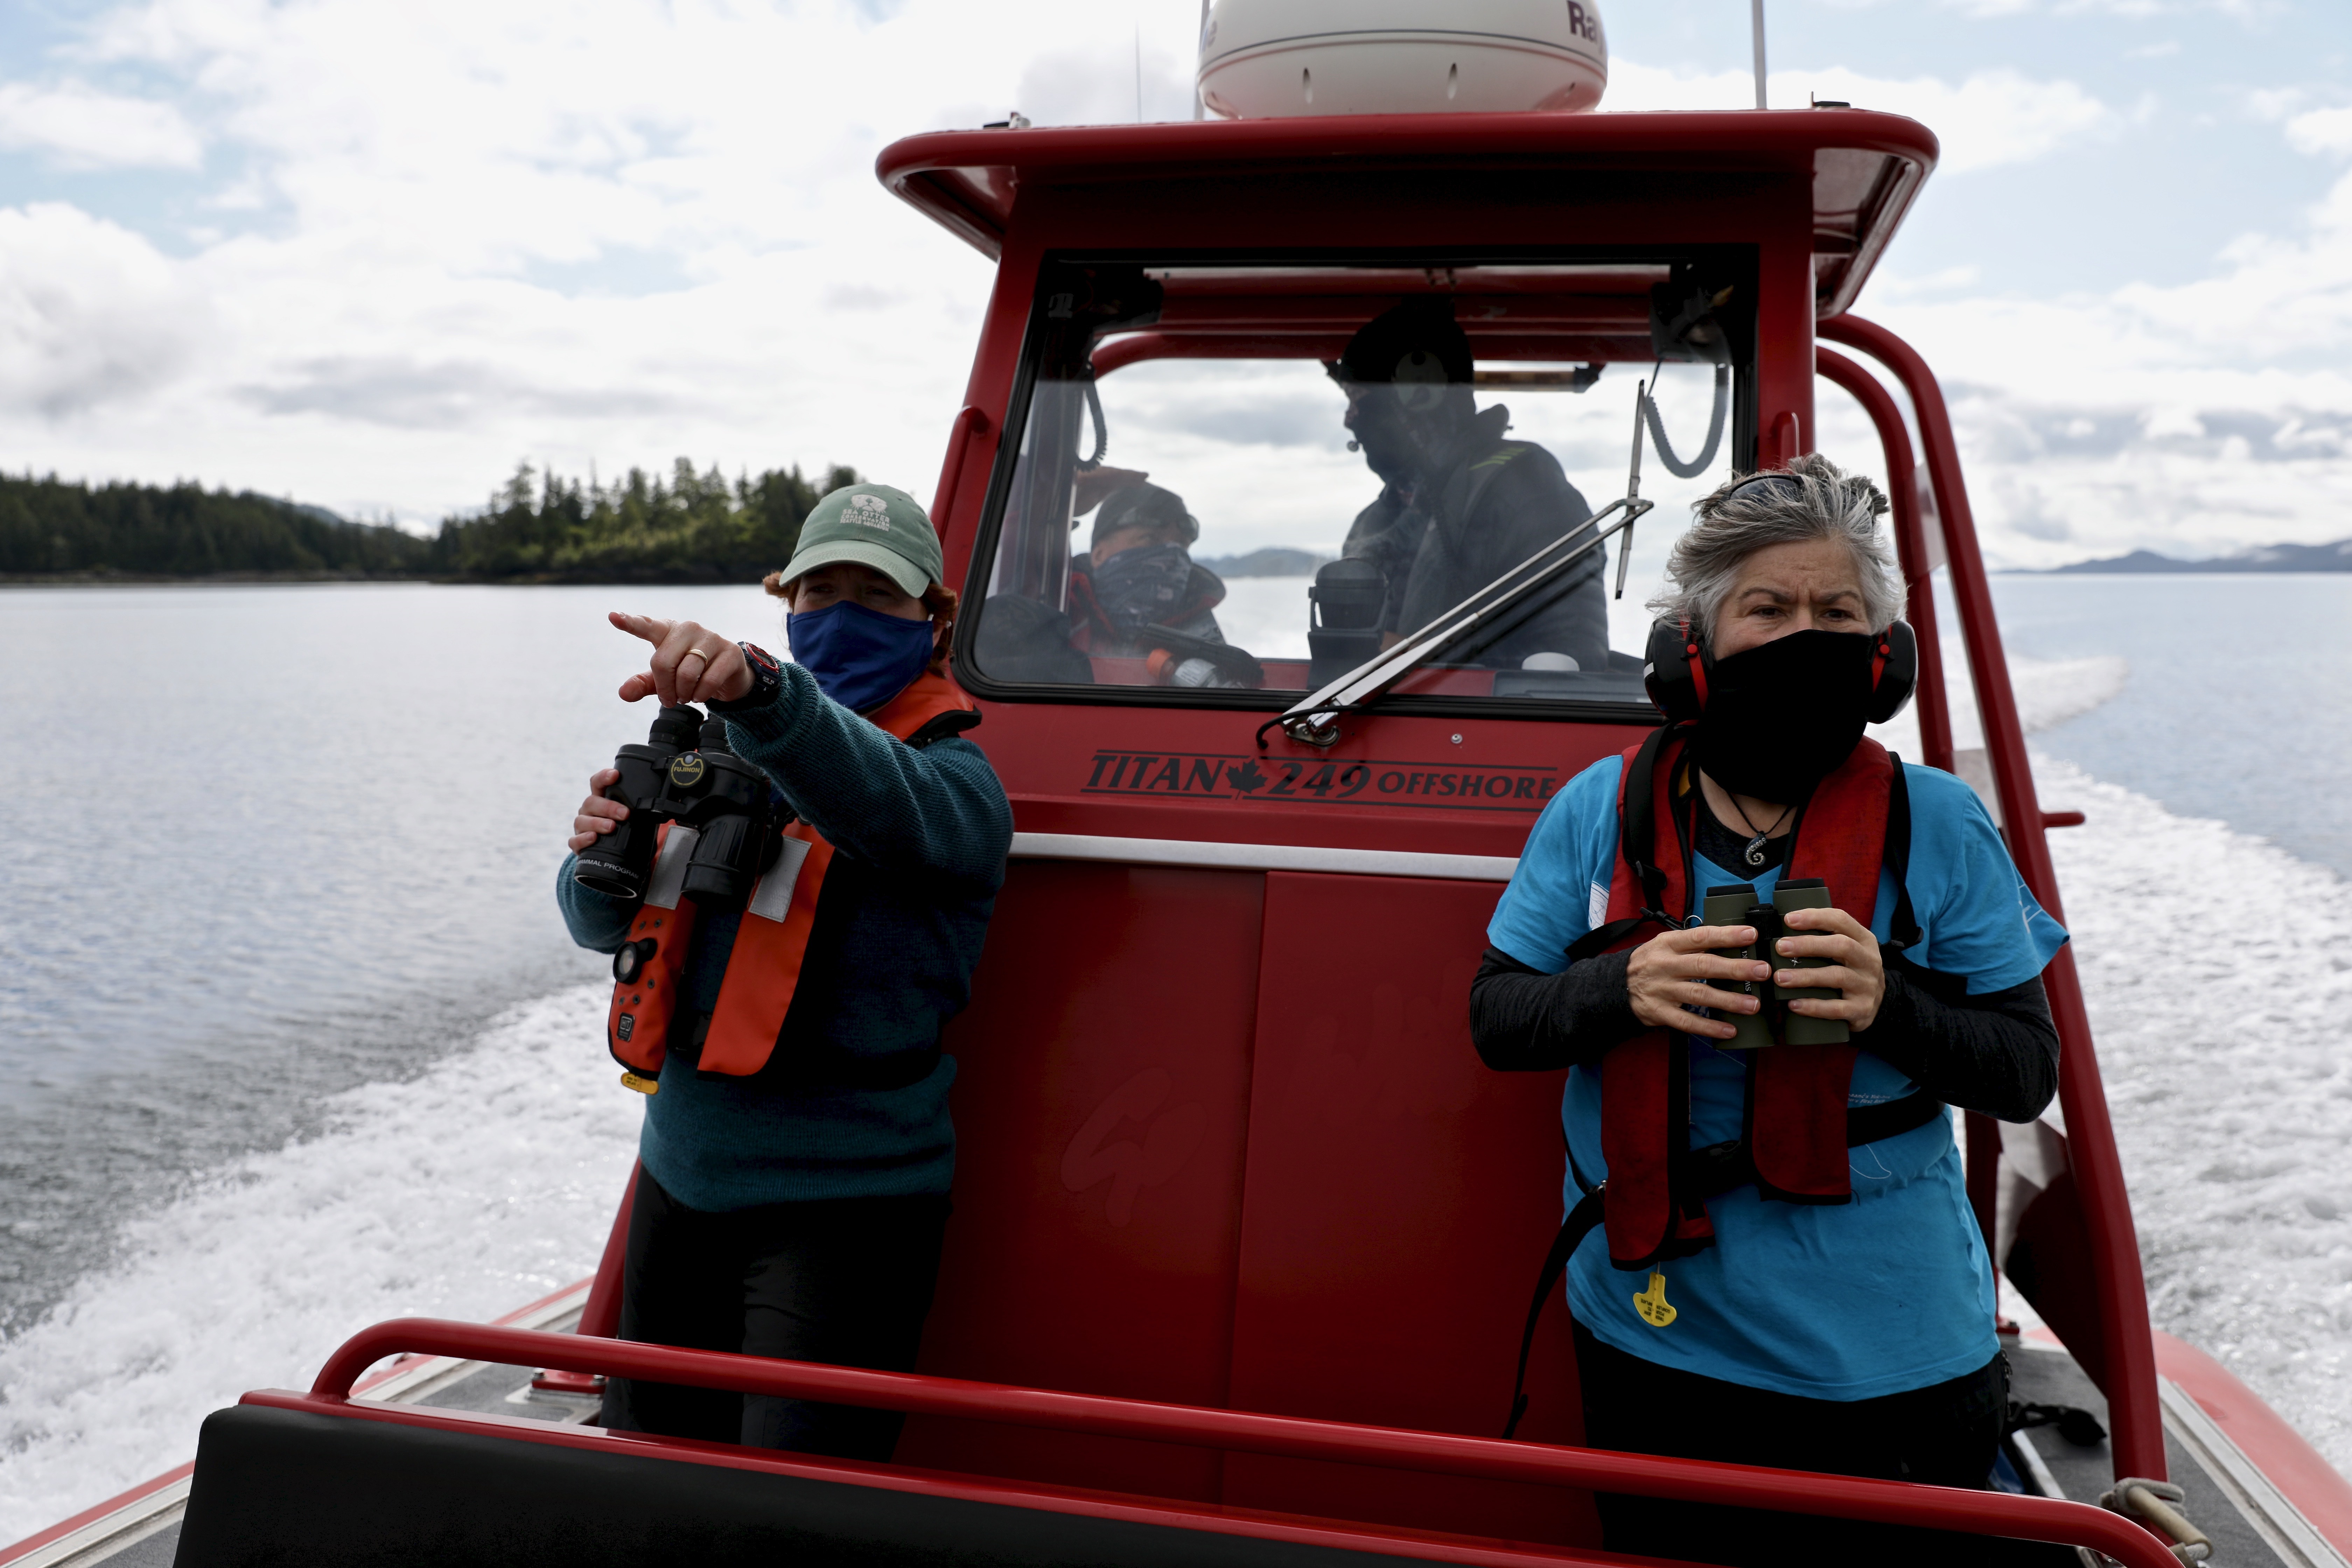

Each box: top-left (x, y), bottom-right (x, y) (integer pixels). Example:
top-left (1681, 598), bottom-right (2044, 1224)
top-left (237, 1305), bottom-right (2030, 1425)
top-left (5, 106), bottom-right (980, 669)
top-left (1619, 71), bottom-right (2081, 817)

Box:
top-left (1744, 834), bottom-right (1768, 868)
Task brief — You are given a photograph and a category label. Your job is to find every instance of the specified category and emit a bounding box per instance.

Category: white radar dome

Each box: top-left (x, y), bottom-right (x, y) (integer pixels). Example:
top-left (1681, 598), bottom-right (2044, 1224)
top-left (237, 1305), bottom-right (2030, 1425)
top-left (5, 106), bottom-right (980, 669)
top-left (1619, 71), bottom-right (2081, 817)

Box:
top-left (1198, 0), bottom-right (1606, 120)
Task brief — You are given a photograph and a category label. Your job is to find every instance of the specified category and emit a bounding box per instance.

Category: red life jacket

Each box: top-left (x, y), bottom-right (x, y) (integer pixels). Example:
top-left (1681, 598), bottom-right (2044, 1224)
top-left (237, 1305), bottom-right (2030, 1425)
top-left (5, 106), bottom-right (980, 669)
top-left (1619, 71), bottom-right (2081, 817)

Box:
top-left (1502, 729), bottom-right (1947, 1437)
top-left (605, 671), bottom-right (978, 1091)
top-left (1585, 726), bottom-right (1903, 1270)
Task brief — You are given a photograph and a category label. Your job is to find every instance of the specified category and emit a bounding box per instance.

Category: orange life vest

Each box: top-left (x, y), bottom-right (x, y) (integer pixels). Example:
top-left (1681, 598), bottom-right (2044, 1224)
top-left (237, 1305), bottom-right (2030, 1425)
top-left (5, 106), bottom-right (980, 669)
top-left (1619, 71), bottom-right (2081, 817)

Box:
top-left (605, 671), bottom-right (978, 1091)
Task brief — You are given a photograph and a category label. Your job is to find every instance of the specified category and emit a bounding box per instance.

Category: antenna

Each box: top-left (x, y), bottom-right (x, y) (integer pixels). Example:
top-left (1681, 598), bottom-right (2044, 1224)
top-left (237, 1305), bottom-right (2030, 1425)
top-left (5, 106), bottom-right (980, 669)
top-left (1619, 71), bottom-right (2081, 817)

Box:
top-left (1750, 0), bottom-right (1767, 110)
top-left (1194, 0), bottom-right (1209, 120)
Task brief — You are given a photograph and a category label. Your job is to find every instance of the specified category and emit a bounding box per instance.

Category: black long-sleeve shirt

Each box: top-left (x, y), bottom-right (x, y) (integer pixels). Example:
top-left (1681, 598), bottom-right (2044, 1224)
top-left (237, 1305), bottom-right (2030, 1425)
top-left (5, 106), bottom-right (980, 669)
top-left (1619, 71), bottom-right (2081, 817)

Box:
top-left (1469, 800), bottom-right (2061, 1124)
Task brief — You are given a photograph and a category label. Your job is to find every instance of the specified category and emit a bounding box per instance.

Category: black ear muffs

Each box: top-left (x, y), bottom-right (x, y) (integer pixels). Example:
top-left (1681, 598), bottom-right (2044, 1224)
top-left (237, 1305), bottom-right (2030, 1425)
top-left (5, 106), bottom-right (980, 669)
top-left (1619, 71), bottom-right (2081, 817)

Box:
top-left (1643, 617), bottom-right (1919, 724)
top-left (1865, 620), bottom-right (1918, 723)
top-left (1643, 617), bottom-right (1708, 722)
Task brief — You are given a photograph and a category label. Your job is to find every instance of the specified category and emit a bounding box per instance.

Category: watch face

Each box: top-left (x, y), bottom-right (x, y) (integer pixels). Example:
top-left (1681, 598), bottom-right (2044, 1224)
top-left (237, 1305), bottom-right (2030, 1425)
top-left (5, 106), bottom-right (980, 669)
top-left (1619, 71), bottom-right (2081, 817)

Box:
top-left (740, 642), bottom-right (781, 676)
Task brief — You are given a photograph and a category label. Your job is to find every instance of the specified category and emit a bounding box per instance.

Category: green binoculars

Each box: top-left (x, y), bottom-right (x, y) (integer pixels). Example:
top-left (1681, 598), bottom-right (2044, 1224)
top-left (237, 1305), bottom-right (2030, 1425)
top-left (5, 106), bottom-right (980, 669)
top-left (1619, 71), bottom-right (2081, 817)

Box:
top-left (1699, 878), bottom-right (1848, 1050)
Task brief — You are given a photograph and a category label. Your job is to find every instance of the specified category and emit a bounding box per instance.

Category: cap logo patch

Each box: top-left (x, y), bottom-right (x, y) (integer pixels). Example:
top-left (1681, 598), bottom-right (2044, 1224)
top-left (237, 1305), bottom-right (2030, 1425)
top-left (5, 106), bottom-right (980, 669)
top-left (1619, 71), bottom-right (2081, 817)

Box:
top-left (848, 493), bottom-right (891, 530)
top-left (1392, 350), bottom-right (1447, 412)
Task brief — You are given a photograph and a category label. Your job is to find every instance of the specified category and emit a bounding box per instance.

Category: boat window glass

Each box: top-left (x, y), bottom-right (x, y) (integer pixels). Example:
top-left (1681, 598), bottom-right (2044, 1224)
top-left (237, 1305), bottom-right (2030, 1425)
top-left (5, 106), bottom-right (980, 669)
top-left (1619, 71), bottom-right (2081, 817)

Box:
top-left (961, 257), bottom-right (1754, 715)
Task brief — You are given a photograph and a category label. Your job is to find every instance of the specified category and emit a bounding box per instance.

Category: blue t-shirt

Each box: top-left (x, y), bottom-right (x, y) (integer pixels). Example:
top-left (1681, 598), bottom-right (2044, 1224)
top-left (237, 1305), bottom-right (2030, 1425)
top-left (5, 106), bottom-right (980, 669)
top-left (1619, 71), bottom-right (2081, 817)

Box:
top-left (1487, 754), bottom-right (2068, 1401)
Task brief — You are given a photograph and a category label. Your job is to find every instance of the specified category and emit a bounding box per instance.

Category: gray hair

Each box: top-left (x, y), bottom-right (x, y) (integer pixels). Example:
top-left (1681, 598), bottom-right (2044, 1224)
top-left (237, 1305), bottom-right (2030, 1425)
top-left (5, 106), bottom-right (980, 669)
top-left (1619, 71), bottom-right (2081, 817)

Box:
top-left (1647, 453), bottom-right (1905, 646)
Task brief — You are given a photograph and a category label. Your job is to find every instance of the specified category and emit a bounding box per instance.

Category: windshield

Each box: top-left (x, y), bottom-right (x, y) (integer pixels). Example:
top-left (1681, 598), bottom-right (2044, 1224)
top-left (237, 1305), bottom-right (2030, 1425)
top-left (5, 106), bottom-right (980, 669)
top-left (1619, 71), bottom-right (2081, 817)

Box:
top-left (962, 258), bottom-right (1755, 714)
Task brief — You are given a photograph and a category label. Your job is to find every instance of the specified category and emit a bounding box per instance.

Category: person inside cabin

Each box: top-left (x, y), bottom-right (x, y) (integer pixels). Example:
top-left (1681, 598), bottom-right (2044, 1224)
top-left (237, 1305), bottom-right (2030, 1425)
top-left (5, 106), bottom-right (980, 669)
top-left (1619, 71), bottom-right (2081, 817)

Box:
top-left (1331, 298), bottom-right (1611, 673)
top-left (556, 482), bottom-right (1013, 1461)
top-left (1066, 480), bottom-right (1256, 687)
top-left (1469, 456), bottom-right (2067, 1567)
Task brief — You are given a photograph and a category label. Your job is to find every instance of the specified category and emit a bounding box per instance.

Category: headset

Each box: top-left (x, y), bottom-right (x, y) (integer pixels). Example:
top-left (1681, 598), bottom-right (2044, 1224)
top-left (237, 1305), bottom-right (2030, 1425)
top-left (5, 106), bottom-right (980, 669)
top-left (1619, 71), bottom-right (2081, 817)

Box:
top-left (1642, 615), bottom-right (1918, 724)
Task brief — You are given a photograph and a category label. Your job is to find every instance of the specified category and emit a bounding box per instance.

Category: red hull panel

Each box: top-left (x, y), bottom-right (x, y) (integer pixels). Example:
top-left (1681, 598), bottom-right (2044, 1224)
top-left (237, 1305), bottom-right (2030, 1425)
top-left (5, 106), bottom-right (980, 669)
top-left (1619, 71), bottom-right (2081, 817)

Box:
top-left (1224, 871), bottom-right (1595, 1544)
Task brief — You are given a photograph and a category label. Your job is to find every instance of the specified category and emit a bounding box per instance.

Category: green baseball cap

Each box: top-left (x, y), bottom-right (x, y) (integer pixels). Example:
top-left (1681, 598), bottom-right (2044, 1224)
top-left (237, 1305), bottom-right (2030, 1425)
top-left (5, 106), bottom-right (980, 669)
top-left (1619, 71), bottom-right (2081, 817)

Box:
top-left (780, 482), bottom-right (943, 598)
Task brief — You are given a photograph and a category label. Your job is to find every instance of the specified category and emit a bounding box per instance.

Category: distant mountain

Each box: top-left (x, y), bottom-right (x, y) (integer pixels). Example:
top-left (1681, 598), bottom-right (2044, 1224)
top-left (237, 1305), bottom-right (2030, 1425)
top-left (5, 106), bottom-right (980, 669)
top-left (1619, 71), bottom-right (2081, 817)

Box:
top-left (1198, 546), bottom-right (1332, 579)
top-left (2048, 538), bottom-right (2352, 574)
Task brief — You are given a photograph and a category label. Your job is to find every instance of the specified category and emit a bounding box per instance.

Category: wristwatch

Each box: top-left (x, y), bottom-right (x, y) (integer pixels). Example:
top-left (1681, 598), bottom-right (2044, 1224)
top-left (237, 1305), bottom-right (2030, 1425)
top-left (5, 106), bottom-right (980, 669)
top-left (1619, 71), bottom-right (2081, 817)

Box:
top-left (709, 642), bottom-right (783, 710)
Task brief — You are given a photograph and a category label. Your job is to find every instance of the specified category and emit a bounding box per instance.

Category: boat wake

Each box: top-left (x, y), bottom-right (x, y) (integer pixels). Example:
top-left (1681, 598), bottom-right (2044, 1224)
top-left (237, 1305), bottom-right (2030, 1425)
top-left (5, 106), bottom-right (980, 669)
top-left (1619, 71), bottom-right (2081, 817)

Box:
top-left (0, 986), bottom-right (637, 1544)
top-left (1870, 652), bottom-right (2131, 755)
top-left (2037, 752), bottom-right (2352, 1473)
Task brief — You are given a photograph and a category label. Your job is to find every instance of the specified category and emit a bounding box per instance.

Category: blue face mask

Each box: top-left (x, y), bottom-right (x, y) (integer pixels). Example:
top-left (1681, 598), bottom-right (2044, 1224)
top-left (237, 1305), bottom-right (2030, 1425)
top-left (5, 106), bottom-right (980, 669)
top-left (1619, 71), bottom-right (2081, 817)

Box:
top-left (785, 599), bottom-right (934, 712)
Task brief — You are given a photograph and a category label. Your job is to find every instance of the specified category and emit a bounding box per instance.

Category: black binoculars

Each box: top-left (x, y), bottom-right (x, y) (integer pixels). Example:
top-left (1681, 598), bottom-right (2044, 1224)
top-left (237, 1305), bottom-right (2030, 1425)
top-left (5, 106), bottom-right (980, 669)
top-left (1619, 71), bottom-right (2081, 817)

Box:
top-left (572, 705), bottom-right (778, 909)
top-left (1307, 558), bottom-right (1387, 688)
top-left (1699, 878), bottom-right (1848, 1049)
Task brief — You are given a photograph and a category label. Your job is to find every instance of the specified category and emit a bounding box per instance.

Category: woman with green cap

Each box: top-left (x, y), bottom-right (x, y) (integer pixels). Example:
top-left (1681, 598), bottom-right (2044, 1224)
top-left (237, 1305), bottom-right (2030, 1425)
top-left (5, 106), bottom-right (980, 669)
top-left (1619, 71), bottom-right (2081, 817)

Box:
top-left (557, 481), bottom-right (1013, 1460)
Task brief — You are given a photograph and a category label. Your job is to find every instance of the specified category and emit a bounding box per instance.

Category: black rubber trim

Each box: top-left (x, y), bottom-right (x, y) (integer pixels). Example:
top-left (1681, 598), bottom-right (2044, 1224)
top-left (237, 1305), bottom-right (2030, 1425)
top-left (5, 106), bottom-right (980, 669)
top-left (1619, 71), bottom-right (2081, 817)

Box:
top-left (176, 1404), bottom-right (1470, 1568)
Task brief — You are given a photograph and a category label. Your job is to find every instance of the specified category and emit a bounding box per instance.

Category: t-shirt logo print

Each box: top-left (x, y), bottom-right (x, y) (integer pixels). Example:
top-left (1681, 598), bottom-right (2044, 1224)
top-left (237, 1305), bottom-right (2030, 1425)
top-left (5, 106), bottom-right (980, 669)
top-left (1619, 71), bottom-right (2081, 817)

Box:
top-left (848, 493), bottom-right (892, 531)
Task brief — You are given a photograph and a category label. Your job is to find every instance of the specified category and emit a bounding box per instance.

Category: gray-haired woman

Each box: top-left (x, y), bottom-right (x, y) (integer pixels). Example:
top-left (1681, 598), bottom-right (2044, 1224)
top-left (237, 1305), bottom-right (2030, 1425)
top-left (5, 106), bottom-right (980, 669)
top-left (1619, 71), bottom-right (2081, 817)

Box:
top-left (1471, 454), bottom-right (2069, 1566)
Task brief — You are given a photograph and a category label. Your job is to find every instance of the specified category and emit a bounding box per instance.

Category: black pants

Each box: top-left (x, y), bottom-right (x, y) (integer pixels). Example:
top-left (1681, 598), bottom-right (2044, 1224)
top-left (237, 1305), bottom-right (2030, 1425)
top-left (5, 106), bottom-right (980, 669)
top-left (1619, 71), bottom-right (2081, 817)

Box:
top-left (1575, 1323), bottom-right (2070, 1567)
top-left (599, 1170), bottom-right (951, 1461)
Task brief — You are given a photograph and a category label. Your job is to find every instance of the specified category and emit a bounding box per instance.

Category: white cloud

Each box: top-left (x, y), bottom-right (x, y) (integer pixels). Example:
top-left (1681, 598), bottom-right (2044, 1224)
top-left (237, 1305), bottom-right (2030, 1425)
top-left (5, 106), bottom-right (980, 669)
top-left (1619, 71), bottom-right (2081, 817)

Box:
top-left (0, 0), bottom-right (2332, 573)
top-left (2285, 106), bottom-right (2352, 159)
top-left (0, 80), bottom-right (203, 168)
top-left (0, 203), bottom-right (207, 418)
top-left (1602, 62), bottom-right (2114, 174)
top-left (1848, 165), bottom-right (2352, 568)
top-left (0, 0), bottom-right (1124, 519)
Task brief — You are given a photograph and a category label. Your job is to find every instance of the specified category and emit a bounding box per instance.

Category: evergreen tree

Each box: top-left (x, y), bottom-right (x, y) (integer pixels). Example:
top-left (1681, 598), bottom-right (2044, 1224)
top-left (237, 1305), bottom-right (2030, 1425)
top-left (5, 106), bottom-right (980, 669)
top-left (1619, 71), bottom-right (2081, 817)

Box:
top-left (427, 459), bottom-right (855, 582)
top-left (0, 474), bottom-right (430, 577)
top-left (0, 457), bottom-right (863, 583)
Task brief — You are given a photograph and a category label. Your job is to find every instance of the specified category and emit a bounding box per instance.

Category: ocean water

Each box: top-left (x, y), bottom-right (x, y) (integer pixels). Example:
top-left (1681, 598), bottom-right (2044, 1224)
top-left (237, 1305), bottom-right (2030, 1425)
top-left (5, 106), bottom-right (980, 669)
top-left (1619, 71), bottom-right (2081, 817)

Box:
top-left (0, 576), bottom-right (2348, 1540)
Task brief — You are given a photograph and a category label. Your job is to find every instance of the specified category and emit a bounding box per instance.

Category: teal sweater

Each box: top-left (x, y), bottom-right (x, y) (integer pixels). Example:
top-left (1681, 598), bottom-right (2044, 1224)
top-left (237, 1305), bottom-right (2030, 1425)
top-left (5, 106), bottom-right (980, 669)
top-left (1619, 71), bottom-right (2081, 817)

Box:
top-left (557, 661), bottom-right (1012, 1210)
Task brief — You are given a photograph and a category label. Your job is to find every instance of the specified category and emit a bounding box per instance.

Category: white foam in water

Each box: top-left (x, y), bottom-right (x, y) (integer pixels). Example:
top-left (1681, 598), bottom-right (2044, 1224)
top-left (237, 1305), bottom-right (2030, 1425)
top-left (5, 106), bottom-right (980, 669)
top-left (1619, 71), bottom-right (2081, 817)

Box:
top-left (2035, 752), bottom-right (2352, 1473)
top-left (1872, 652), bottom-right (2130, 755)
top-left (0, 985), bottom-right (639, 1544)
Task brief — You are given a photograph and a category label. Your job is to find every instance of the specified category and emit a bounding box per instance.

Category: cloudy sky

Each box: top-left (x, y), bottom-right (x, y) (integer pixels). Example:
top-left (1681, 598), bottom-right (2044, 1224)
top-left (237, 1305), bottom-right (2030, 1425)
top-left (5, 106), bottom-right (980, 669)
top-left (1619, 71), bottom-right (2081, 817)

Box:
top-left (0, 0), bottom-right (2345, 567)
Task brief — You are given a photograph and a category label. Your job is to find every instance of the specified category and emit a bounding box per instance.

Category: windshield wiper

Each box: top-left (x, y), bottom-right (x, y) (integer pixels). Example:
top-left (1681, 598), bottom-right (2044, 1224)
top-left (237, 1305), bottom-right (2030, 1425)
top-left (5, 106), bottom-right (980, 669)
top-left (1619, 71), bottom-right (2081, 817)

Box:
top-left (1264, 382), bottom-right (1658, 749)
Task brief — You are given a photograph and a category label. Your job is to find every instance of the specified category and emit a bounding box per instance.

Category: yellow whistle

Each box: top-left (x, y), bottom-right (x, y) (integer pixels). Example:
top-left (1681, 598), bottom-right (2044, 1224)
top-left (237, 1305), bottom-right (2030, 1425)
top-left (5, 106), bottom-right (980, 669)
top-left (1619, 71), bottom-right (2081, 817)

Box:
top-left (619, 1070), bottom-right (660, 1096)
top-left (1633, 1270), bottom-right (1677, 1328)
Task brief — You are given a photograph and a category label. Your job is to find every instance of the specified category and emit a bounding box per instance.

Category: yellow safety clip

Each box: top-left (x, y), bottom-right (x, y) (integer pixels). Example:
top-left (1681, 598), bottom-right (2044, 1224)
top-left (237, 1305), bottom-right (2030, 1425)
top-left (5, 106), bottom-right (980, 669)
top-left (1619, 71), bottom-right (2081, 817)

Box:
top-left (619, 1070), bottom-right (660, 1096)
top-left (1633, 1270), bottom-right (1677, 1328)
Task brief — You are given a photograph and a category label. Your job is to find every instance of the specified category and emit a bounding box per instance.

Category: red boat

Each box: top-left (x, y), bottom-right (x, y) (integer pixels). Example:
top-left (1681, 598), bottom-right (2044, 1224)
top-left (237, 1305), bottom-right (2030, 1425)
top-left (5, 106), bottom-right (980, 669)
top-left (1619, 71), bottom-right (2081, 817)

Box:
top-left (12, 72), bottom-right (2352, 1568)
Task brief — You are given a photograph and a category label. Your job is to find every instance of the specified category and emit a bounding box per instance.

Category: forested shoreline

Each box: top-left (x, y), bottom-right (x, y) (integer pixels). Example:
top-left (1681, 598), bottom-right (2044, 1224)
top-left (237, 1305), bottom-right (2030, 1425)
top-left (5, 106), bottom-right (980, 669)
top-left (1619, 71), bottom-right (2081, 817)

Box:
top-left (0, 459), bottom-right (853, 584)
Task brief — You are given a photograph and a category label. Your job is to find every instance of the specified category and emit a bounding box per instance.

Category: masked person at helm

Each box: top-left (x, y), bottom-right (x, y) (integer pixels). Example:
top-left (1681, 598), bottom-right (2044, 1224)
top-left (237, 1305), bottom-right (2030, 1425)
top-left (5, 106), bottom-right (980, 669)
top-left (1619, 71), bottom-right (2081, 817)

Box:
top-left (1334, 298), bottom-right (1610, 674)
top-left (1470, 457), bottom-right (2067, 1567)
top-left (556, 482), bottom-right (1013, 1461)
top-left (1068, 481), bottom-right (1259, 687)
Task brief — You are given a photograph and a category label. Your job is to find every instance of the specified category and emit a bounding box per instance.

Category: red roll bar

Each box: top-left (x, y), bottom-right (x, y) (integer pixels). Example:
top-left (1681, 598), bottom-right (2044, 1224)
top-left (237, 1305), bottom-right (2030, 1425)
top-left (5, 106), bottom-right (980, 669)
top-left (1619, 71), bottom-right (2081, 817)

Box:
top-left (1814, 347), bottom-right (1954, 774)
top-left (1819, 343), bottom-right (2011, 1263)
top-left (310, 1318), bottom-right (2176, 1567)
top-left (1819, 315), bottom-right (2164, 1483)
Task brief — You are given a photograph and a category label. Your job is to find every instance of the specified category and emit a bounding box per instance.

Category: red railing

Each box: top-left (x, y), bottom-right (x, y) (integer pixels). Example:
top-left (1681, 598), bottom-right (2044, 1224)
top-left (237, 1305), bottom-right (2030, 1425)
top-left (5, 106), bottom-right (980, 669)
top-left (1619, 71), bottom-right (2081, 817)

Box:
top-left (1819, 314), bottom-right (2165, 1483)
top-left (315, 1318), bottom-right (2177, 1568)
top-left (526, 1162), bottom-right (639, 1397)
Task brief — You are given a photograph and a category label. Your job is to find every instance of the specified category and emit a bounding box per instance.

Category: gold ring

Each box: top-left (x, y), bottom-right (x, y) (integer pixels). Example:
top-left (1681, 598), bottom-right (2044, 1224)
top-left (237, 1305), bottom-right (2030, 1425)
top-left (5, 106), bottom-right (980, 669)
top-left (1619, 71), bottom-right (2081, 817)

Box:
top-left (679, 647), bottom-right (710, 664)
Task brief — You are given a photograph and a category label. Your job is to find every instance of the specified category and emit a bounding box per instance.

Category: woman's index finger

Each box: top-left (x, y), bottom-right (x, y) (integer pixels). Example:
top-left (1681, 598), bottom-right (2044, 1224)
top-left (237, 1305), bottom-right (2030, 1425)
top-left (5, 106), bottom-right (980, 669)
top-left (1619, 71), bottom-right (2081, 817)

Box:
top-left (609, 610), bottom-right (673, 644)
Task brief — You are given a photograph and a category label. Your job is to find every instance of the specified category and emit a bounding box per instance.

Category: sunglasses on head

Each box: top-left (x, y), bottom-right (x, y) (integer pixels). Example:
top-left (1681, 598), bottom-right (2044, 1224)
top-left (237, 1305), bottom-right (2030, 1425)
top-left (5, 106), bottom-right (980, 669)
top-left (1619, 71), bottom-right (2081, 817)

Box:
top-left (1722, 471), bottom-right (1807, 502)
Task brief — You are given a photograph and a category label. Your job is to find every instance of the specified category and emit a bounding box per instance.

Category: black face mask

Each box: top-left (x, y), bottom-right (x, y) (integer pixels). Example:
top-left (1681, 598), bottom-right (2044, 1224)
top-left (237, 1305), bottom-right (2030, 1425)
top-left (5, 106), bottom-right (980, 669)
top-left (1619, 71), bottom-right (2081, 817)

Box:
top-left (1690, 629), bottom-right (1874, 805)
top-left (1347, 396), bottom-right (1421, 486)
top-left (1092, 542), bottom-right (1192, 632)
